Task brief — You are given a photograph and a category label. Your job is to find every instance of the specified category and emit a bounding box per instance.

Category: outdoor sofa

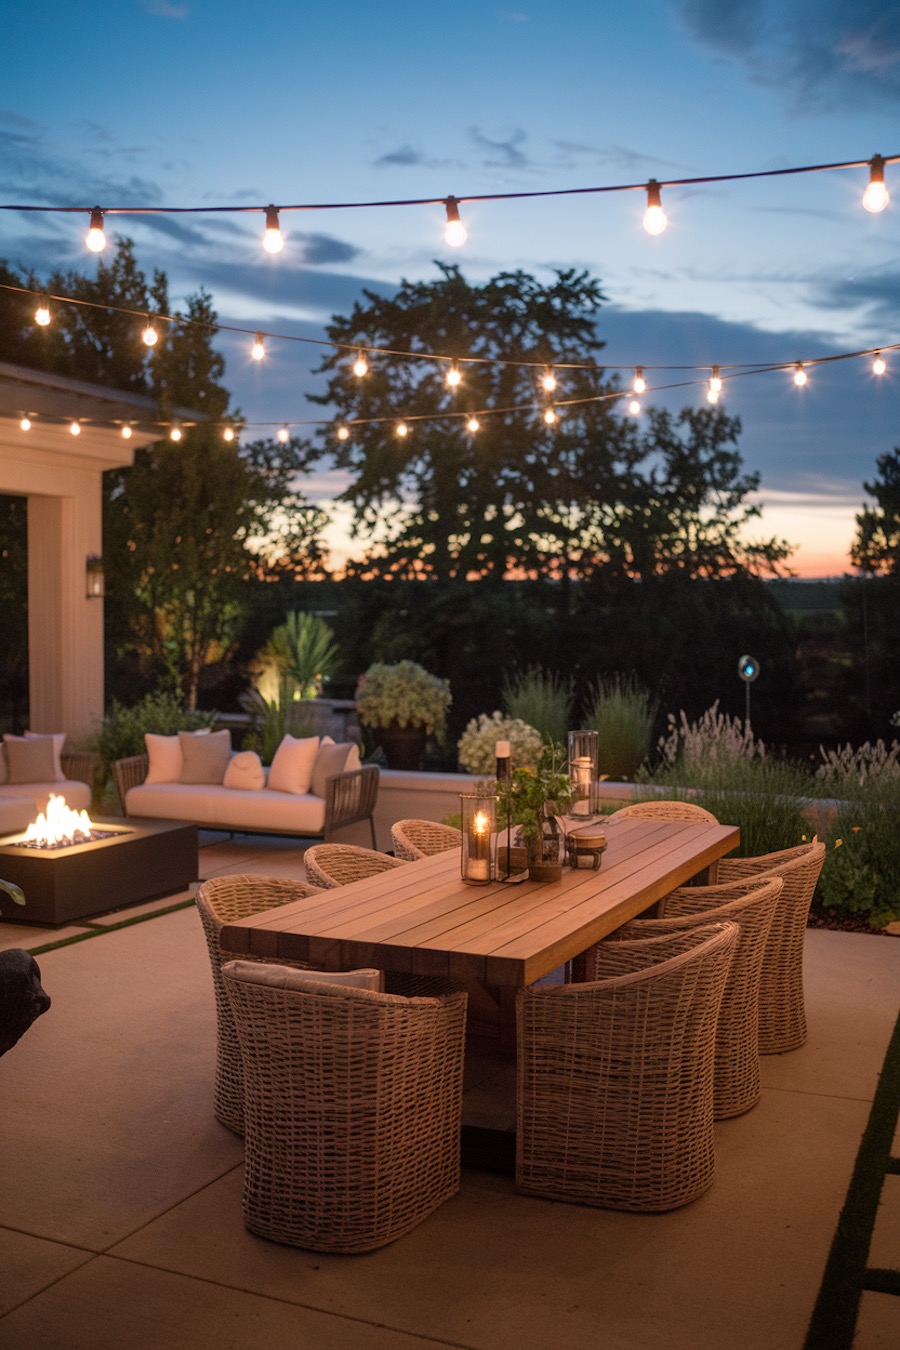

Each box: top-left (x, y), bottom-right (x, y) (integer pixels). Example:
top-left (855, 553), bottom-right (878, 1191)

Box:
top-left (0, 734), bottom-right (96, 834)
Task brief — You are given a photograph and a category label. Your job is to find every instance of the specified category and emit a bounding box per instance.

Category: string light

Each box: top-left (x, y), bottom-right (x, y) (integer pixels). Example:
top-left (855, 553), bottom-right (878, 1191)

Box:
top-left (34, 298), bottom-right (51, 327)
top-left (141, 317), bottom-right (159, 347)
top-left (120, 424), bottom-right (133, 439)
top-left (633, 368), bottom-right (646, 394)
top-left (263, 204), bottom-right (284, 254)
top-left (543, 407), bottom-right (557, 425)
top-left (793, 363), bottom-right (808, 387)
top-left (466, 416), bottom-right (480, 433)
top-left (396, 421), bottom-right (409, 437)
top-left (444, 196), bottom-right (467, 247)
top-left (873, 353), bottom-right (887, 376)
top-left (19, 417), bottom-right (31, 431)
top-left (85, 207), bottom-right (106, 253)
top-left (863, 154), bottom-right (889, 213)
top-left (277, 424), bottom-right (290, 443)
top-left (170, 425), bottom-right (183, 441)
top-left (541, 368), bottom-right (557, 393)
top-left (446, 362), bottom-right (462, 388)
top-left (629, 399), bottom-right (641, 416)
top-left (223, 425), bottom-right (235, 441)
top-left (251, 333), bottom-right (265, 361)
top-left (336, 424), bottom-right (350, 441)
top-left (352, 351), bottom-right (368, 377)
top-left (69, 421), bottom-right (81, 435)
top-left (643, 179), bottom-right (667, 235)
top-left (707, 366), bottom-right (722, 403)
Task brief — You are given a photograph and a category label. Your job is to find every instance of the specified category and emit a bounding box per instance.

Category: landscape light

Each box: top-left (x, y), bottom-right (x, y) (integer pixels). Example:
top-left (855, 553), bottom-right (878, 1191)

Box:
top-left (872, 353), bottom-right (887, 376)
top-left (643, 180), bottom-right (667, 235)
top-left (142, 318), bottom-right (159, 347)
top-left (352, 351), bottom-right (368, 377)
top-left (86, 207), bottom-right (106, 253)
top-left (444, 196), bottom-right (467, 247)
top-left (263, 204), bottom-right (284, 254)
top-left (793, 363), bottom-right (808, 387)
top-left (446, 362), bottom-right (462, 388)
top-left (862, 155), bottom-right (889, 213)
top-left (633, 367), bottom-right (646, 394)
top-left (251, 334), bottom-right (265, 361)
top-left (34, 298), bottom-right (51, 327)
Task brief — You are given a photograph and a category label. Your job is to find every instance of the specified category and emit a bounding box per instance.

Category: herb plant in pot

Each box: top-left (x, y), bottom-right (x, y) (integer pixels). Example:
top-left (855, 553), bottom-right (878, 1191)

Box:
top-left (496, 743), bottom-right (574, 881)
top-left (355, 661), bottom-right (452, 770)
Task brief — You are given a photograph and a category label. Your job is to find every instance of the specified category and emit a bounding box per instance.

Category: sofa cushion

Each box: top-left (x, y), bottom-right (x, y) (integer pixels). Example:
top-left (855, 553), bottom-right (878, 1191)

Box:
top-left (267, 734), bottom-right (320, 795)
top-left (0, 781), bottom-right (92, 812)
top-left (145, 733), bottom-right (183, 784)
top-left (4, 736), bottom-right (56, 784)
top-left (223, 960), bottom-right (384, 994)
top-left (25, 731), bottom-right (65, 781)
top-left (311, 741), bottom-right (356, 798)
top-left (179, 729), bottom-right (232, 784)
top-left (223, 750), bottom-right (266, 791)
top-left (125, 783), bottom-right (327, 835)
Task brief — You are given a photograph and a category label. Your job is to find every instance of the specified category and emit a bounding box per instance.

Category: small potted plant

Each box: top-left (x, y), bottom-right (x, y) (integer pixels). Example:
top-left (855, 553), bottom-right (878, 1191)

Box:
top-left (496, 743), bottom-right (574, 881)
top-left (355, 660), bottom-right (452, 770)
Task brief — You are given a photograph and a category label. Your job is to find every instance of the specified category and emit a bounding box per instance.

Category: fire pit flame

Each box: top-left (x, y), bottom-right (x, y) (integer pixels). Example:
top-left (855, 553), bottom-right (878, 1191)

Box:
top-left (25, 793), bottom-right (97, 848)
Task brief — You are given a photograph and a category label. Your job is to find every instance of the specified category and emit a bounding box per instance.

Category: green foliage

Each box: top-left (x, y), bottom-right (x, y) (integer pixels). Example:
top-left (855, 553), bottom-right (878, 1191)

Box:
top-left (851, 446), bottom-right (900, 575)
top-left (583, 674), bottom-right (657, 780)
top-left (92, 691), bottom-right (215, 779)
top-left (812, 739), bottom-right (900, 923)
top-left (239, 689), bottom-right (315, 764)
top-left (355, 661), bottom-right (451, 739)
top-left (255, 611), bottom-right (339, 703)
top-left (495, 743), bottom-right (573, 847)
top-left (502, 666), bottom-right (573, 745)
top-left (457, 712), bottom-right (543, 774)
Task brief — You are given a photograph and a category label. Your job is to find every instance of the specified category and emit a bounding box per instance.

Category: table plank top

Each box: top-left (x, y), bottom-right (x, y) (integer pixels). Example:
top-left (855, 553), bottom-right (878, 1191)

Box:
top-left (220, 817), bottom-right (739, 987)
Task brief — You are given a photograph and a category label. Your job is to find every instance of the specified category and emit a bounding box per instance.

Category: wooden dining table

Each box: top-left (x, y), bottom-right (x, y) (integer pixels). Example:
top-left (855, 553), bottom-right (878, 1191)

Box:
top-left (220, 817), bottom-right (740, 1045)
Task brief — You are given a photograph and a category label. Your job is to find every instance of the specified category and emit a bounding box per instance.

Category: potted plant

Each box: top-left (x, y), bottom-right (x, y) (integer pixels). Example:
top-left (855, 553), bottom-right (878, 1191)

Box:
top-left (496, 743), bottom-right (574, 881)
top-left (355, 661), bottom-right (451, 770)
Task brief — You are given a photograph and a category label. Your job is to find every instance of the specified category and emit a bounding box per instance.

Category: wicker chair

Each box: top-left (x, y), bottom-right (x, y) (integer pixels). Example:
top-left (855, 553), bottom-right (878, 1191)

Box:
top-left (195, 875), bottom-right (323, 1134)
top-left (593, 876), bottom-right (782, 1118)
top-left (711, 842), bottom-right (827, 1054)
top-left (391, 818), bottom-right (462, 861)
top-left (517, 921), bottom-right (738, 1211)
top-left (607, 800), bottom-right (720, 825)
top-left (222, 962), bottom-right (467, 1252)
top-left (303, 843), bottom-right (407, 889)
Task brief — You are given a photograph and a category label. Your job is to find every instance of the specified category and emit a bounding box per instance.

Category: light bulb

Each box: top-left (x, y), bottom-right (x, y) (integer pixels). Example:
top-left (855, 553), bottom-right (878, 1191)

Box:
top-left (446, 363), bottom-right (462, 388)
top-left (628, 399), bottom-right (641, 416)
top-left (223, 425), bottom-right (235, 442)
top-left (352, 352), bottom-right (368, 377)
top-left (709, 366), bottom-right (723, 393)
top-left (444, 196), bottom-right (467, 247)
top-left (643, 179), bottom-right (667, 235)
top-left (277, 424), bottom-right (290, 443)
top-left (873, 353), bottom-right (887, 376)
top-left (142, 319), bottom-right (159, 347)
top-left (19, 417), bottom-right (31, 431)
top-left (707, 386), bottom-right (720, 404)
top-left (121, 424), bottom-right (133, 439)
top-left (633, 368), bottom-right (646, 394)
top-left (86, 206), bottom-right (106, 253)
top-left (541, 368), bottom-right (557, 393)
top-left (336, 424), bottom-right (350, 441)
top-left (251, 334), bottom-right (265, 361)
top-left (466, 416), bottom-right (480, 433)
top-left (170, 425), bottom-right (183, 441)
top-left (863, 155), bottom-right (889, 213)
top-left (34, 299), bottom-right (51, 327)
top-left (396, 421), bottom-right (409, 438)
top-left (543, 407), bottom-right (557, 425)
top-left (69, 421), bottom-right (81, 436)
top-left (263, 204), bottom-right (284, 254)
top-left (793, 363), bottom-right (808, 387)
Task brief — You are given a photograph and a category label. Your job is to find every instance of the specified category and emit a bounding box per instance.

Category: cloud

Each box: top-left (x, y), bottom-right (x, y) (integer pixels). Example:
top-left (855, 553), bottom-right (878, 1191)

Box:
top-left (372, 143), bottom-right (463, 171)
top-left (674, 0), bottom-right (900, 109)
top-left (468, 125), bottom-right (531, 170)
top-left (142, 0), bottom-right (190, 18)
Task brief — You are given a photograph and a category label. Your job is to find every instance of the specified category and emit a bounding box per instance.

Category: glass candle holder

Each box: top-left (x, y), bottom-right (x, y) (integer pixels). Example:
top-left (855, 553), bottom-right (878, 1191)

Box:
top-left (460, 794), bottom-right (497, 884)
top-left (568, 730), bottom-right (599, 816)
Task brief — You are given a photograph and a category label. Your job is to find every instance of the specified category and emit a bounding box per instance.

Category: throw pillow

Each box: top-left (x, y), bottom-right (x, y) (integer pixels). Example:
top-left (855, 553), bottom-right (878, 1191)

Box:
top-left (223, 750), bottom-right (266, 791)
top-left (0, 743), bottom-right (8, 786)
top-left (4, 734), bottom-right (56, 784)
top-left (179, 729), bottom-right (232, 784)
top-left (310, 741), bottom-right (356, 798)
top-left (25, 731), bottom-right (65, 781)
top-left (223, 961), bottom-right (384, 994)
top-left (266, 734), bottom-right (320, 795)
top-left (145, 733), bottom-right (183, 784)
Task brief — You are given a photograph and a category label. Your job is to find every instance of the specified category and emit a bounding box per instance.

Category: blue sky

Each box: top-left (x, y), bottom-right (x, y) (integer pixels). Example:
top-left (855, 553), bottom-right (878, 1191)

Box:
top-left (2, 0), bottom-right (899, 575)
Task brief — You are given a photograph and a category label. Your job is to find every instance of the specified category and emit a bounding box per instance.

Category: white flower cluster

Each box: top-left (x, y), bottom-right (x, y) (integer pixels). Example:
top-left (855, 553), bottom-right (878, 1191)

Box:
top-left (457, 711), bottom-right (543, 775)
top-left (815, 739), bottom-right (900, 785)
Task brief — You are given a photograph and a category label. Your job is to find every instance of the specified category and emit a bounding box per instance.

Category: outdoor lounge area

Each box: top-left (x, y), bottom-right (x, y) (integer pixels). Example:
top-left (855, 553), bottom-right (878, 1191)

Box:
top-left (1, 829), bottom-right (898, 1350)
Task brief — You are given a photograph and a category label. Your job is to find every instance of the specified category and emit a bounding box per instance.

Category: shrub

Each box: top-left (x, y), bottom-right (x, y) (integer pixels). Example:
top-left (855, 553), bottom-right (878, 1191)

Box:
top-left (457, 712), bottom-right (543, 775)
top-left (355, 661), bottom-right (451, 740)
top-left (502, 666), bottom-right (573, 746)
top-left (583, 674), bottom-right (657, 781)
top-left (93, 692), bottom-right (216, 779)
top-left (254, 612), bottom-right (339, 704)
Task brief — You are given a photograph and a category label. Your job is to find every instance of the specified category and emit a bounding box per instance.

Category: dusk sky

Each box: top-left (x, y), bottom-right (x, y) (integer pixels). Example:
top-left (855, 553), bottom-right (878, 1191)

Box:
top-left (2, 0), bottom-right (899, 576)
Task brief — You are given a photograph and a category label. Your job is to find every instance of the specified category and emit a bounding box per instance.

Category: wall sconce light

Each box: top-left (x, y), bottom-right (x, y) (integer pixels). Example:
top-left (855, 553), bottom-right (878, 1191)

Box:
top-left (86, 555), bottom-right (105, 598)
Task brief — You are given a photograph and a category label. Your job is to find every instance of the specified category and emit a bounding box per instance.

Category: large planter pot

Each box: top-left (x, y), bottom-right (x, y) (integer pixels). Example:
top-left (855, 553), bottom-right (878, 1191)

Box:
top-left (375, 721), bottom-right (429, 771)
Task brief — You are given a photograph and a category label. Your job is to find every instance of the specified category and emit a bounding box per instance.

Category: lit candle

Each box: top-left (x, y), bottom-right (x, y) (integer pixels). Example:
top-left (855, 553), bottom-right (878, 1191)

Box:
top-left (468, 809), bottom-right (491, 881)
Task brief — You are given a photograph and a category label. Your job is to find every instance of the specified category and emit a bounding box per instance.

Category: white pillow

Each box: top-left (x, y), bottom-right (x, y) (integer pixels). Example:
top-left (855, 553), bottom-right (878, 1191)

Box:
top-left (145, 733), bottom-right (183, 784)
top-left (25, 731), bottom-right (65, 781)
top-left (266, 734), bottom-right (320, 795)
top-left (223, 750), bottom-right (266, 791)
top-left (223, 961), bottom-right (384, 994)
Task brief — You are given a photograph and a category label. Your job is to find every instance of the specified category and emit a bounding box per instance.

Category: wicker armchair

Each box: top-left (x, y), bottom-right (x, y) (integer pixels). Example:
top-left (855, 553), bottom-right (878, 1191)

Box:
top-left (607, 800), bottom-right (720, 825)
top-left (303, 843), bottom-right (407, 889)
top-left (223, 962), bottom-right (467, 1252)
top-left (711, 842), bottom-right (827, 1053)
top-left (517, 921), bottom-right (738, 1211)
top-left (594, 876), bottom-right (782, 1118)
top-left (391, 818), bottom-right (462, 861)
top-left (195, 875), bottom-right (323, 1134)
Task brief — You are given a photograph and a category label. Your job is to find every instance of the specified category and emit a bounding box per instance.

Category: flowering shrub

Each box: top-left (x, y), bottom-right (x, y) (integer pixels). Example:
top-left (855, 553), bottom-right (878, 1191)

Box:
top-left (355, 661), bottom-right (451, 739)
top-left (457, 712), bottom-right (543, 775)
top-left (656, 701), bottom-right (765, 772)
top-left (815, 739), bottom-right (900, 786)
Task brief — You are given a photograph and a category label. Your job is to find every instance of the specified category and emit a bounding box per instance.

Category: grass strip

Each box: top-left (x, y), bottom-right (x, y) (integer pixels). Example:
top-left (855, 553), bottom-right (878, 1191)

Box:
top-left (25, 897), bottom-right (196, 956)
top-left (804, 1005), bottom-right (900, 1349)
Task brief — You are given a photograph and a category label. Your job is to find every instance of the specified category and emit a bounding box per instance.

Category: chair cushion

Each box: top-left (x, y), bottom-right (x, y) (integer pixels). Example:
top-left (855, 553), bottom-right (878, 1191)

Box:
top-left (4, 735), bottom-right (56, 784)
top-left (223, 960), bottom-right (384, 994)
top-left (25, 731), bottom-right (65, 781)
top-left (179, 729), bottom-right (232, 784)
top-left (267, 734), bottom-right (320, 795)
top-left (223, 750), bottom-right (266, 791)
top-left (145, 733), bottom-right (183, 784)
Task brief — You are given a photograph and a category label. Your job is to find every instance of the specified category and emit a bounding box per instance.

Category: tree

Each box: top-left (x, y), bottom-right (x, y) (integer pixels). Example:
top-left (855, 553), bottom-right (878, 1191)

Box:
top-left (851, 447), bottom-right (900, 574)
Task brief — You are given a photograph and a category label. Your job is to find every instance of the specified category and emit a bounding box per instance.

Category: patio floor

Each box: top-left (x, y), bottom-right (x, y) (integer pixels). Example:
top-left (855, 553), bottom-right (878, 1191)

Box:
top-left (0, 833), bottom-right (898, 1349)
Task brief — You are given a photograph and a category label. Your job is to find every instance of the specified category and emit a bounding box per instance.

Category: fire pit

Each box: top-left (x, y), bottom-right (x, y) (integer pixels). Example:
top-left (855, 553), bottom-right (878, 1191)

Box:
top-left (0, 799), bottom-right (198, 926)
